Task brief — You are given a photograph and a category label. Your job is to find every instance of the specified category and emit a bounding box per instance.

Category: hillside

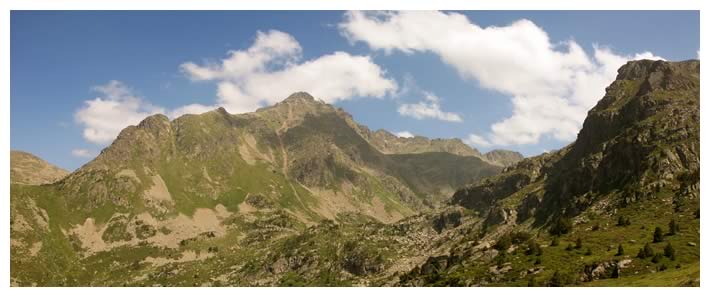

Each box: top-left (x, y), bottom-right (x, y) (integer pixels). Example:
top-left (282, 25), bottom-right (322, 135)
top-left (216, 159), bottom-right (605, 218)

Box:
top-left (353, 126), bottom-right (523, 167)
top-left (9, 60), bottom-right (699, 287)
top-left (10, 150), bottom-right (68, 185)
top-left (10, 91), bottom-right (503, 286)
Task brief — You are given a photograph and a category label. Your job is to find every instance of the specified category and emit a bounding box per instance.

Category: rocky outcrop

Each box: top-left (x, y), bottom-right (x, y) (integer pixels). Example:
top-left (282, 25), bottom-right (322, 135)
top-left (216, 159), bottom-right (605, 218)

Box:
top-left (452, 60), bottom-right (700, 225)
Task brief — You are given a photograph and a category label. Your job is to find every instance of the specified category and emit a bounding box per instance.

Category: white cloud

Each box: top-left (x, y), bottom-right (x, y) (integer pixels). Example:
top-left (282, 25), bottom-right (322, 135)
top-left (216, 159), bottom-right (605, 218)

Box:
top-left (395, 131), bottom-right (415, 138)
top-left (75, 81), bottom-right (215, 145)
top-left (464, 134), bottom-right (492, 148)
top-left (181, 30), bottom-right (398, 113)
top-left (75, 81), bottom-right (166, 144)
top-left (71, 149), bottom-right (95, 158)
top-left (340, 11), bottom-right (664, 146)
top-left (397, 92), bottom-right (462, 122)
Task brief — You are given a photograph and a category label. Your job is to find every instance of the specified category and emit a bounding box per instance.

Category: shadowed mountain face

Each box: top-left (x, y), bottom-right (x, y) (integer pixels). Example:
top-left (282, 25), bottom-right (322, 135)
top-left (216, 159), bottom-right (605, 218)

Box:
top-left (10, 60), bottom-right (699, 287)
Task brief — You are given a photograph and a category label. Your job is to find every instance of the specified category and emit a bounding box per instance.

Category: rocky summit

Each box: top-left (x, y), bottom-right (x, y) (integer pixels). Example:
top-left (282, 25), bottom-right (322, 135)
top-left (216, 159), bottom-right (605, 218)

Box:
top-left (10, 60), bottom-right (700, 287)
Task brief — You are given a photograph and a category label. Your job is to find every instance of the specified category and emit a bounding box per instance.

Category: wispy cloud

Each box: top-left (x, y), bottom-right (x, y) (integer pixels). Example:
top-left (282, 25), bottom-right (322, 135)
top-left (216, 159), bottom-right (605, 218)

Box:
top-left (71, 148), bottom-right (95, 158)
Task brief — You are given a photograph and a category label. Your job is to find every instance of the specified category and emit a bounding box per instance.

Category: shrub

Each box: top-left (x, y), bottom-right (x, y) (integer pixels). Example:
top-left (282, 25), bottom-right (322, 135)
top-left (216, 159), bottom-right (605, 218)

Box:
top-left (651, 253), bottom-right (663, 263)
top-left (565, 243), bottom-right (574, 251)
top-left (575, 238), bottom-right (583, 249)
top-left (617, 216), bottom-right (626, 226)
top-left (638, 243), bottom-right (654, 259)
top-left (592, 223), bottom-right (600, 231)
top-left (550, 217), bottom-right (573, 235)
top-left (668, 219), bottom-right (680, 235)
top-left (664, 243), bottom-right (676, 260)
top-left (526, 240), bottom-right (543, 256)
top-left (494, 234), bottom-right (512, 251)
top-left (550, 237), bottom-right (559, 247)
top-left (611, 265), bottom-right (620, 278)
top-left (584, 248), bottom-right (592, 255)
top-left (549, 270), bottom-right (575, 287)
top-left (534, 257), bottom-right (542, 265)
top-left (511, 231), bottom-right (532, 244)
top-left (616, 244), bottom-right (624, 256)
top-left (653, 227), bottom-right (664, 243)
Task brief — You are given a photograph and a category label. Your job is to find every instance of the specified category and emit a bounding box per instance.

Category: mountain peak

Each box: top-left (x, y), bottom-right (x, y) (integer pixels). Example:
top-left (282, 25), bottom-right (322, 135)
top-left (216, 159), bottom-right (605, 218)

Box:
top-left (616, 59), bottom-right (699, 83)
top-left (283, 91), bottom-right (316, 103)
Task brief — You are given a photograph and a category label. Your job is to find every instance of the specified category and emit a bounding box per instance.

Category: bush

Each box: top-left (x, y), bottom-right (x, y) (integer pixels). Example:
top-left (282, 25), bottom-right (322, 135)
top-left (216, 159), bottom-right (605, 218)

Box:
top-left (584, 248), bottom-right (592, 255)
top-left (526, 240), bottom-right (542, 256)
top-left (638, 243), bottom-right (654, 259)
top-left (664, 243), bottom-right (676, 260)
top-left (616, 244), bottom-right (624, 256)
top-left (651, 253), bottom-right (663, 263)
top-left (611, 265), bottom-right (620, 278)
top-left (668, 219), bottom-right (680, 235)
top-left (575, 238), bottom-right (583, 249)
top-left (549, 270), bottom-right (575, 287)
top-left (653, 227), bottom-right (664, 243)
top-left (511, 231), bottom-right (532, 244)
top-left (494, 234), bottom-right (512, 251)
top-left (592, 223), bottom-right (600, 231)
top-left (550, 217), bottom-right (573, 236)
top-left (565, 243), bottom-right (574, 251)
top-left (534, 257), bottom-right (542, 265)
top-left (617, 215), bottom-right (631, 226)
top-left (550, 237), bottom-right (559, 247)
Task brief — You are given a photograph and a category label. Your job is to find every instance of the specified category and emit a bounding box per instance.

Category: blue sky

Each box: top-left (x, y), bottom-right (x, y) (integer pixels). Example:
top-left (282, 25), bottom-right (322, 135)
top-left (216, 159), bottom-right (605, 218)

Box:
top-left (11, 11), bottom-right (699, 170)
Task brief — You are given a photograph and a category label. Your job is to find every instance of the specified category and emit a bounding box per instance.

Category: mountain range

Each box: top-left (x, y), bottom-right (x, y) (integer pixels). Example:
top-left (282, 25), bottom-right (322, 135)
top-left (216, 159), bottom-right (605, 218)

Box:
top-left (10, 60), bottom-right (699, 287)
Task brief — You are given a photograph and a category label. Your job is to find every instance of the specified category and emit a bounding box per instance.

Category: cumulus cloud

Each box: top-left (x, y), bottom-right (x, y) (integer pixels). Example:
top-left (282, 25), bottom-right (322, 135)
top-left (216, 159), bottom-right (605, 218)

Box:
top-left (75, 81), bottom-right (214, 145)
top-left (181, 30), bottom-right (398, 113)
top-left (397, 92), bottom-right (462, 122)
top-left (75, 81), bottom-right (166, 144)
top-left (71, 149), bottom-right (95, 158)
top-left (395, 131), bottom-right (415, 138)
top-left (340, 11), bottom-right (664, 146)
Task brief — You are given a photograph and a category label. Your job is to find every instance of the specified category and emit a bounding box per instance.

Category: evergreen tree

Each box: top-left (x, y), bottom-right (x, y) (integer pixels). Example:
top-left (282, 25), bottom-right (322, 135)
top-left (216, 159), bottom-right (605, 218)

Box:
top-left (636, 248), bottom-right (646, 259)
top-left (664, 243), bottom-right (676, 260)
top-left (575, 238), bottom-right (583, 249)
top-left (617, 215), bottom-right (626, 226)
top-left (611, 265), bottom-right (620, 278)
top-left (639, 243), bottom-right (655, 259)
top-left (616, 244), bottom-right (624, 256)
top-left (653, 227), bottom-right (664, 243)
top-left (668, 219), bottom-right (679, 235)
top-left (550, 217), bottom-right (573, 235)
top-left (652, 253), bottom-right (663, 263)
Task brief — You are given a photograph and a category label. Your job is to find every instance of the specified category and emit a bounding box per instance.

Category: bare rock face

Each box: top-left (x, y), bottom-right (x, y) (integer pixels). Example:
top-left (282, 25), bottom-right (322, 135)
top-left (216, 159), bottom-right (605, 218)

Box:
top-left (10, 150), bottom-right (68, 185)
top-left (451, 60), bottom-right (700, 224)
